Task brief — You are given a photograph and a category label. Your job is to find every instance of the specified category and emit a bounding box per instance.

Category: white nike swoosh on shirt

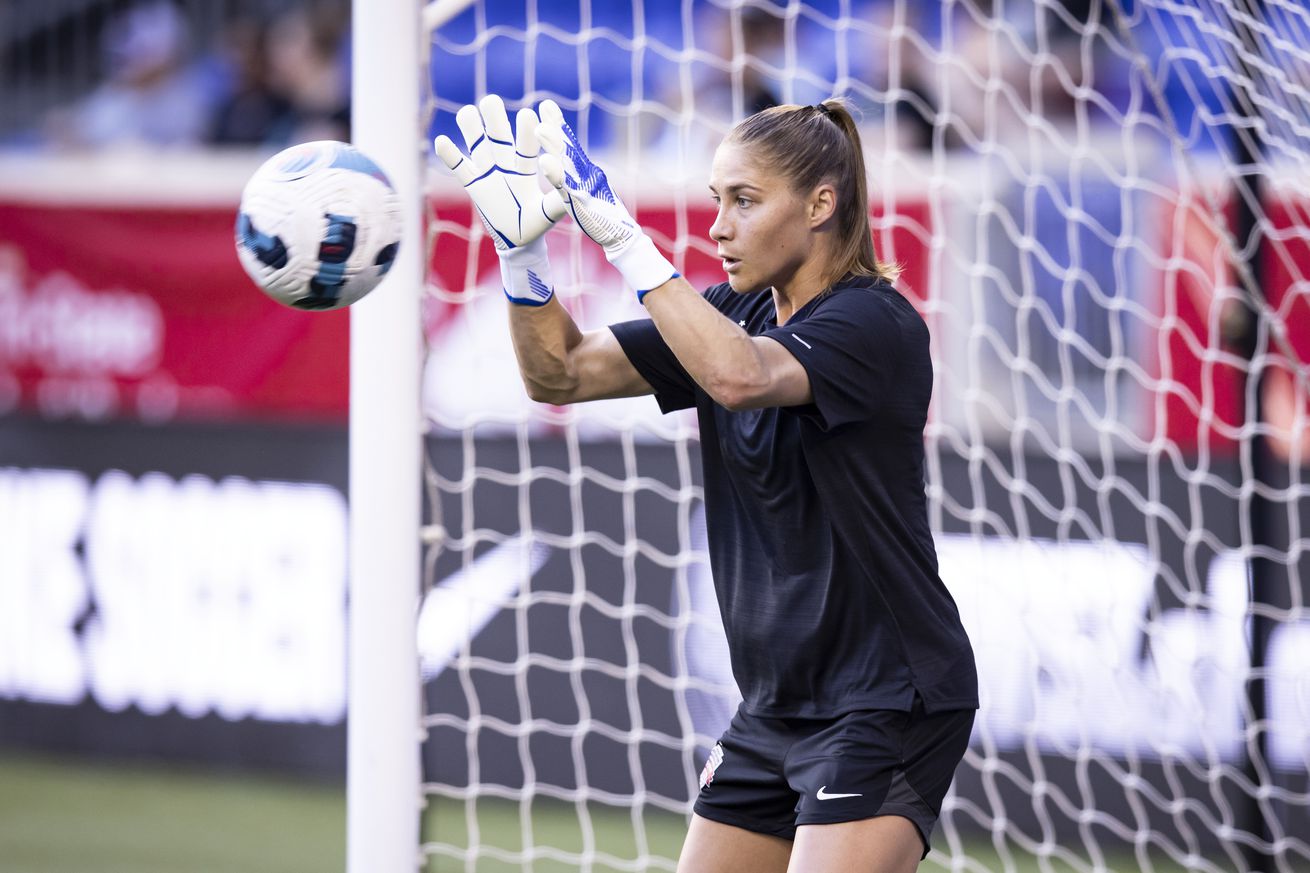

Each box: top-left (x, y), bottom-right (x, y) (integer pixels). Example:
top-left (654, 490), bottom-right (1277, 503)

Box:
top-left (816, 786), bottom-right (863, 800)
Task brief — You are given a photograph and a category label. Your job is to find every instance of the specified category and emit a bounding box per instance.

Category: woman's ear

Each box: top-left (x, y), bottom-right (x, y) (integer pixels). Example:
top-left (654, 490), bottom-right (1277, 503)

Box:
top-left (808, 183), bottom-right (837, 228)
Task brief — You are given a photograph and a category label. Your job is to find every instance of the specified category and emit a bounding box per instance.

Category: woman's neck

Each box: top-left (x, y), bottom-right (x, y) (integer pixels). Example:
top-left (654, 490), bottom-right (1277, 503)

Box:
top-left (771, 259), bottom-right (839, 326)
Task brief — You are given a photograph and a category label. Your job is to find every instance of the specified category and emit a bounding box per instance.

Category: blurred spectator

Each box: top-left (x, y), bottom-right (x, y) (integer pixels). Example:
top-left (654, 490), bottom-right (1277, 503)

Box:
top-left (258, 4), bottom-right (350, 145)
top-left (894, 0), bottom-right (1133, 152)
top-left (729, 7), bottom-right (787, 116)
top-left (640, 5), bottom-right (827, 159)
top-left (900, 1), bottom-right (1037, 151)
top-left (208, 15), bottom-right (293, 147)
top-left (31, 0), bottom-right (350, 152)
top-left (886, 6), bottom-right (938, 151)
top-left (694, 5), bottom-right (846, 118)
top-left (45, 1), bottom-right (212, 149)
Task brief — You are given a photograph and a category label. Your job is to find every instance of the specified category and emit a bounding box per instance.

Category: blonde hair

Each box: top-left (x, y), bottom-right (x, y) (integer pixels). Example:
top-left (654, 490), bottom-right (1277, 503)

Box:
top-left (726, 99), bottom-right (900, 285)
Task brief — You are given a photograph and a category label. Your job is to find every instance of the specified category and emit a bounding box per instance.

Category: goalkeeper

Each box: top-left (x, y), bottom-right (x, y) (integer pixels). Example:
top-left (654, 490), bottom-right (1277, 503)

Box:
top-left (436, 95), bottom-right (978, 873)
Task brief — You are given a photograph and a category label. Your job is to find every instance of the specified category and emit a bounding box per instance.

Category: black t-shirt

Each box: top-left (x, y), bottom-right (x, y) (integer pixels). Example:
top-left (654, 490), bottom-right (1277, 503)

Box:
top-left (610, 275), bottom-right (978, 717)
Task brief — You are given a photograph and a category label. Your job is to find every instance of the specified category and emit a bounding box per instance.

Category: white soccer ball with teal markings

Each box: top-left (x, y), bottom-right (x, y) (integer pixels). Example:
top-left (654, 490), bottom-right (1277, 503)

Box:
top-left (235, 141), bottom-right (403, 310)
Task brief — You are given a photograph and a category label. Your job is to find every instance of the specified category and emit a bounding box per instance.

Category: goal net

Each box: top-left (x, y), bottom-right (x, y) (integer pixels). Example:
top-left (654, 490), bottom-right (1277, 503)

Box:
top-left (411, 1), bottom-right (1310, 870)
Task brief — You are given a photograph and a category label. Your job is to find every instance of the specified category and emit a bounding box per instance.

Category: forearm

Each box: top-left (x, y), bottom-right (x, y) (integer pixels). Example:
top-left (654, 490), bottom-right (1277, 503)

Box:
top-left (435, 95), bottom-right (654, 406)
top-left (532, 110), bottom-right (793, 408)
top-left (507, 297), bottom-right (585, 403)
top-left (641, 277), bottom-right (772, 410)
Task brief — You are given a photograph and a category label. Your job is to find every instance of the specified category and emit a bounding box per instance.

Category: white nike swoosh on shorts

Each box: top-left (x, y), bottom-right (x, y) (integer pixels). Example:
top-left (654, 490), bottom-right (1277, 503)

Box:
top-left (816, 786), bottom-right (863, 800)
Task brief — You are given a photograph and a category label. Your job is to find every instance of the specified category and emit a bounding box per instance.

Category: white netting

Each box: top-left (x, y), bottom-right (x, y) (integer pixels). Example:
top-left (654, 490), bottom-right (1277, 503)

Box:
top-left (417, 1), bottom-right (1310, 871)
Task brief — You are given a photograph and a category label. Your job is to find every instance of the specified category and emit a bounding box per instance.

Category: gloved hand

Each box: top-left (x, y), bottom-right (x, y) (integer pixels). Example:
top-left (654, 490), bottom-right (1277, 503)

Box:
top-left (536, 101), bottom-right (678, 302)
top-left (434, 94), bottom-right (566, 306)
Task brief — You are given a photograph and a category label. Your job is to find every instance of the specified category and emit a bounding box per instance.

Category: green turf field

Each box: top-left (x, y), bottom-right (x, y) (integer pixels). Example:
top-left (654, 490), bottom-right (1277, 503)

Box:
top-left (0, 751), bottom-right (1216, 873)
top-left (0, 752), bottom-right (345, 873)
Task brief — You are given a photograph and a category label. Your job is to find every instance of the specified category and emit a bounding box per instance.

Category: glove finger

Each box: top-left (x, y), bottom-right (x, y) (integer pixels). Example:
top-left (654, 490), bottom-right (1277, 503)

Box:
top-left (536, 157), bottom-right (572, 231)
top-left (541, 188), bottom-right (567, 222)
top-left (521, 191), bottom-right (565, 241)
top-left (538, 99), bottom-right (590, 164)
top-left (540, 99), bottom-right (584, 152)
top-left (455, 103), bottom-right (492, 173)
top-left (540, 152), bottom-right (568, 195)
top-left (478, 94), bottom-right (516, 170)
top-left (434, 135), bottom-right (477, 185)
top-left (513, 107), bottom-right (541, 175)
top-left (538, 99), bottom-right (564, 131)
top-left (537, 122), bottom-right (582, 188)
top-left (536, 121), bottom-right (564, 159)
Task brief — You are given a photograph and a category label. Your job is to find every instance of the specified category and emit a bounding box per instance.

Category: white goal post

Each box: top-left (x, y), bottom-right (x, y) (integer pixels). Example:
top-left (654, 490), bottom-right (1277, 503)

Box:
top-left (352, 1), bottom-right (1310, 872)
top-left (348, 0), bottom-right (428, 871)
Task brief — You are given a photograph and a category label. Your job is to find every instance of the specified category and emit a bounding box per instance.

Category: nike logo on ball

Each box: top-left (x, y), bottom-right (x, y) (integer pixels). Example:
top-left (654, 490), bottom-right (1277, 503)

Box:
top-left (816, 786), bottom-right (862, 800)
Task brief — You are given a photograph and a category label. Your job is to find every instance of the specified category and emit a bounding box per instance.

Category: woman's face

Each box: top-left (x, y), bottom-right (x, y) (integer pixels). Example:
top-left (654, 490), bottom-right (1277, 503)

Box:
top-left (708, 140), bottom-right (816, 295)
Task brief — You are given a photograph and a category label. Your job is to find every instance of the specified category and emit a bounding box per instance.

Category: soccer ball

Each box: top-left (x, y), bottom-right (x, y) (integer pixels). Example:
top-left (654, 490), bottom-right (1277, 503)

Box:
top-left (235, 141), bottom-right (403, 310)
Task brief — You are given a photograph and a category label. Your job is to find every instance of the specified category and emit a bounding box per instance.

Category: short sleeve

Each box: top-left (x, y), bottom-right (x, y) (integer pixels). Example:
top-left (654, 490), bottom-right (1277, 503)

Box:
top-left (609, 319), bottom-right (697, 413)
top-left (763, 288), bottom-right (908, 430)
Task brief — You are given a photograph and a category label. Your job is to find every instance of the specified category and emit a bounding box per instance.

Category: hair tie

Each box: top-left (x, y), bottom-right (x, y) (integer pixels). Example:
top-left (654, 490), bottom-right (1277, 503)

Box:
top-left (814, 103), bottom-right (833, 119)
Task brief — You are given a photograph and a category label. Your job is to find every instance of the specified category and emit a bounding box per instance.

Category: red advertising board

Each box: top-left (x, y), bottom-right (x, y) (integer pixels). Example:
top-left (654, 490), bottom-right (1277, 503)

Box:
top-left (2, 190), bottom-right (1305, 450)
top-left (0, 202), bottom-right (350, 422)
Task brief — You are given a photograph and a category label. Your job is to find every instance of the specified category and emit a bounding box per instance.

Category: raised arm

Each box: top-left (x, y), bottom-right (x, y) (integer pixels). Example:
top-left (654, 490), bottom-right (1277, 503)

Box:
top-left (434, 95), bottom-right (652, 406)
top-left (638, 275), bottom-right (810, 410)
top-left (507, 298), bottom-right (651, 404)
top-left (536, 108), bottom-right (811, 411)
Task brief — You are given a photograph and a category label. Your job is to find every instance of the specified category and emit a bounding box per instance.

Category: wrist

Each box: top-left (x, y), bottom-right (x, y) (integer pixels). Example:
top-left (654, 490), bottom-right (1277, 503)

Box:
top-left (636, 278), bottom-right (677, 305)
top-left (499, 238), bottom-right (555, 306)
top-left (608, 233), bottom-right (678, 301)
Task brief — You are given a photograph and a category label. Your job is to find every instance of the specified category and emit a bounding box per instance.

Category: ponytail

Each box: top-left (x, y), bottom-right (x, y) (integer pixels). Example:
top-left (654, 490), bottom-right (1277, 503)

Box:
top-left (727, 98), bottom-right (899, 285)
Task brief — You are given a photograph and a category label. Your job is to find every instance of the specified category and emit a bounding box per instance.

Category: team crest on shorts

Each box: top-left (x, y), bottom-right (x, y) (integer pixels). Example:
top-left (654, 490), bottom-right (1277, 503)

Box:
top-left (699, 742), bottom-right (724, 790)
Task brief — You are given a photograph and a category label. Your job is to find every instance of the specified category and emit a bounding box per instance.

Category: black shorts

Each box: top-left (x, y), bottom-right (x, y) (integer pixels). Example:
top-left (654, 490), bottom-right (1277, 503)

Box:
top-left (692, 698), bottom-right (975, 857)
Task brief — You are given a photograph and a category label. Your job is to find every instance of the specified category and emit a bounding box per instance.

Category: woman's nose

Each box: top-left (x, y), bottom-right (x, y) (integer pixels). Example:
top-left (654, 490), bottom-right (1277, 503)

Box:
top-left (709, 208), bottom-right (731, 242)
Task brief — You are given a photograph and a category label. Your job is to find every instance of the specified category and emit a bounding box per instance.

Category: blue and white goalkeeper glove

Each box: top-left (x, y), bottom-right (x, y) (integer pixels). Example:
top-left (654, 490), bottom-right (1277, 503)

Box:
top-left (434, 95), bottom-right (566, 306)
top-left (536, 101), bottom-right (679, 302)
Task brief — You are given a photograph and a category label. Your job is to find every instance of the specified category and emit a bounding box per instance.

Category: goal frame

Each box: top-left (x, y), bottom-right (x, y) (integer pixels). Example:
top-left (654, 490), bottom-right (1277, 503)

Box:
top-left (347, 0), bottom-right (429, 871)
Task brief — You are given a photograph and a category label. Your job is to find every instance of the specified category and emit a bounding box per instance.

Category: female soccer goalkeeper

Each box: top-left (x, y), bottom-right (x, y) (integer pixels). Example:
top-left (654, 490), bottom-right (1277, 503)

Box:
top-left (436, 94), bottom-right (978, 873)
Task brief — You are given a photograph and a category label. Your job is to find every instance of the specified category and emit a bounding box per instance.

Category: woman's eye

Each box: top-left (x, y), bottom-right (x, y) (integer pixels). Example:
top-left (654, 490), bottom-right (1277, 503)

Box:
top-left (737, 197), bottom-right (751, 208)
